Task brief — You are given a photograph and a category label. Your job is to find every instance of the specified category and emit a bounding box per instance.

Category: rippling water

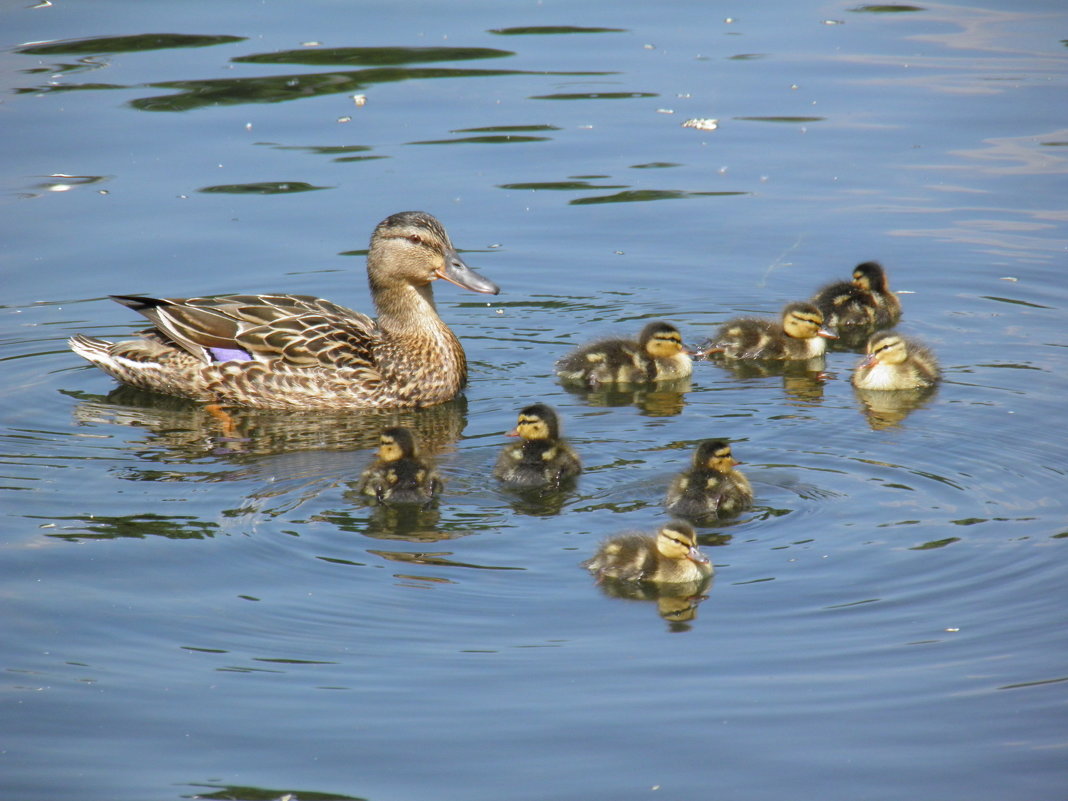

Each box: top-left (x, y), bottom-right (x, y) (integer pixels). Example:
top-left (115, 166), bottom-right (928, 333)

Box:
top-left (3, 2), bottom-right (1067, 800)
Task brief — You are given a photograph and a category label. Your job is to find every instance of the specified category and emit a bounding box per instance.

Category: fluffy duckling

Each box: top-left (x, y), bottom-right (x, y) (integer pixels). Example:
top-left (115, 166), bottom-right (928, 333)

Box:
top-left (556, 321), bottom-right (693, 387)
top-left (703, 302), bottom-right (836, 360)
top-left (666, 440), bottom-right (753, 520)
top-left (583, 522), bottom-right (712, 584)
top-left (852, 331), bottom-right (940, 391)
top-left (493, 403), bottom-right (582, 488)
top-left (357, 427), bottom-right (442, 505)
top-left (813, 261), bottom-right (902, 331)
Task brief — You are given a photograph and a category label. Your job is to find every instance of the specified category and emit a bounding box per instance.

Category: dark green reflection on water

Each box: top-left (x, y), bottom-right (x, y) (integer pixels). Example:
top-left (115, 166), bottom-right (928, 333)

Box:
top-left (188, 784), bottom-right (365, 801)
top-left (198, 181), bottom-right (331, 194)
top-left (489, 26), bottom-right (626, 35)
top-left (233, 46), bottom-right (512, 66)
top-left (40, 513), bottom-right (219, 541)
top-left (131, 67), bottom-right (614, 112)
top-left (570, 189), bottom-right (748, 205)
top-left (17, 33), bottom-right (245, 56)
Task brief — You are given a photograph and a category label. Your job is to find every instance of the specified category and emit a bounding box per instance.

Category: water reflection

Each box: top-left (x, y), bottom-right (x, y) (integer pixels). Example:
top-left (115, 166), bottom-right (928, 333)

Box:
top-left (701, 359), bottom-right (827, 405)
top-left (68, 385), bottom-right (468, 460)
top-left (561, 377), bottom-right (692, 416)
top-left (854, 385), bottom-right (938, 430)
top-left (591, 575), bottom-right (713, 631)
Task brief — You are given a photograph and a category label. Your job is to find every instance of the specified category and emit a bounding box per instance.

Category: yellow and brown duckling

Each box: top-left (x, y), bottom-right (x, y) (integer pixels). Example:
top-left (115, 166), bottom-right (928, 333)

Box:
top-left (555, 321), bottom-right (693, 387)
top-left (583, 521), bottom-right (712, 584)
top-left (357, 427), bottom-right (442, 505)
top-left (69, 211), bottom-right (500, 410)
top-left (813, 261), bottom-right (902, 331)
top-left (493, 403), bottom-right (582, 489)
top-left (851, 331), bottom-right (940, 391)
top-left (666, 440), bottom-right (753, 521)
top-left (702, 302), bottom-right (836, 360)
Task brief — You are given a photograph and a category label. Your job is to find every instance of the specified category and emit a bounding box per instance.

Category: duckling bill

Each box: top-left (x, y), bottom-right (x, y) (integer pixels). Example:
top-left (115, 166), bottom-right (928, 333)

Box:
top-left (69, 211), bottom-right (499, 410)
top-left (702, 302), bottom-right (836, 361)
top-left (556, 321), bottom-right (693, 387)
top-left (583, 522), bottom-right (712, 584)
top-left (493, 403), bottom-right (582, 489)
top-left (666, 440), bottom-right (753, 521)
top-left (357, 426), bottom-right (442, 506)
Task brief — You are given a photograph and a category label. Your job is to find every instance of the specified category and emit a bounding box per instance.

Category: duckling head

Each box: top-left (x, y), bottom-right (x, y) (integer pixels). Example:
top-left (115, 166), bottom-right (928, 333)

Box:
top-left (852, 261), bottom-right (889, 293)
top-left (368, 211), bottom-right (499, 297)
top-left (859, 332), bottom-right (908, 369)
top-left (639, 321), bottom-right (686, 359)
top-left (656, 522), bottom-right (710, 566)
top-left (377, 426), bottom-right (419, 462)
top-left (781, 302), bottom-right (837, 341)
top-left (508, 403), bottom-right (561, 441)
top-left (694, 439), bottom-right (740, 472)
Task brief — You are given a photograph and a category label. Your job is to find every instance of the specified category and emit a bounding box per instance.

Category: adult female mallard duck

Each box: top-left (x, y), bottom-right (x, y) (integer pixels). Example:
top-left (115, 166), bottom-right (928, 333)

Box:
top-left (702, 301), bottom-right (836, 360)
top-left (68, 211), bottom-right (500, 410)
top-left (666, 439), bottom-right (753, 520)
top-left (851, 331), bottom-right (940, 390)
top-left (583, 521), bottom-right (712, 584)
top-left (813, 261), bottom-right (901, 331)
top-left (493, 403), bottom-right (582, 488)
top-left (357, 426), bottom-right (442, 505)
top-left (555, 321), bottom-right (693, 387)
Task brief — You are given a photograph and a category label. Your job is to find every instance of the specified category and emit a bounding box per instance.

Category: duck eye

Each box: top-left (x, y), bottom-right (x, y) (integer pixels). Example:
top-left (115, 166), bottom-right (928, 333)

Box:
top-left (407, 234), bottom-right (423, 245)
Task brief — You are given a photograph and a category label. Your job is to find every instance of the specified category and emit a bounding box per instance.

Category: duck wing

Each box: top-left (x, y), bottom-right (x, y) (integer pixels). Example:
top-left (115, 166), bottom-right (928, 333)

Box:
top-left (111, 293), bottom-right (379, 369)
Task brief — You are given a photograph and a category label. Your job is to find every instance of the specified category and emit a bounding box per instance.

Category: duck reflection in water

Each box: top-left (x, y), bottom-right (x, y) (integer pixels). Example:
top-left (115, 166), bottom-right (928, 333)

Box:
top-left (591, 574), bottom-right (712, 631)
top-left (560, 375), bottom-right (692, 416)
top-left (702, 357), bottom-right (827, 405)
top-left (69, 384), bottom-right (468, 459)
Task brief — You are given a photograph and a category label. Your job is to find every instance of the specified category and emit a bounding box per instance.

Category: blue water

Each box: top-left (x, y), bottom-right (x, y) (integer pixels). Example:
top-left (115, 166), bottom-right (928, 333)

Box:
top-left (2, 2), bottom-right (1067, 800)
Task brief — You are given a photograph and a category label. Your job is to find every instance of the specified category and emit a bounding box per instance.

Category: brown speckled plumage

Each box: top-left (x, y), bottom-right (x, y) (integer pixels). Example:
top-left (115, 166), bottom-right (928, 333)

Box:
top-left (69, 211), bottom-right (499, 410)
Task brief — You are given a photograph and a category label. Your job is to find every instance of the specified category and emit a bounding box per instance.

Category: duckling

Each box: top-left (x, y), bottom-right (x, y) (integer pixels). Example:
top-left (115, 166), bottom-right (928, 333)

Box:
top-left (357, 427), bottom-right (442, 505)
top-left (666, 440), bottom-right (753, 520)
top-left (555, 321), bottom-right (693, 387)
top-left (813, 261), bottom-right (902, 331)
top-left (69, 211), bottom-right (500, 409)
top-left (703, 302), bottom-right (836, 360)
top-left (493, 403), bottom-right (582, 488)
top-left (583, 522), bottom-right (712, 584)
top-left (851, 331), bottom-right (940, 391)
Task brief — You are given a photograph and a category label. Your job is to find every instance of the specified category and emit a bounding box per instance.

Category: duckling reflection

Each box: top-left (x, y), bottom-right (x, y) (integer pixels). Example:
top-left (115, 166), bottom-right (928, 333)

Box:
top-left (702, 302), bottom-right (836, 361)
top-left (666, 440), bottom-right (753, 522)
top-left (854, 385), bottom-right (938, 430)
top-left (356, 427), bottom-right (442, 507)
top-left (852, 331), bottom-right (940, 391)
top-left (591, 573), bottom-right (712, 630)
top-left (69, 384), bottom-right (468, 460)
top-left (813, 261), bottom-right (902, 348)
top-left (706, 358), bottom-right (827, 404)
top-left (560, 375), bottom-right (692, 416)
top-left (556, 321), bottom-right (693, 387)
top-left (583, 521), bottom-right (712, 584)
top-left (494, 403), bottom-right (582, 489)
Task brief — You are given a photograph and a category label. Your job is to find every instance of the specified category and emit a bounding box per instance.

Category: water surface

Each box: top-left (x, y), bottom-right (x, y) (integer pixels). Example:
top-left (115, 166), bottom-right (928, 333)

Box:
top-left (2, 1), bottom-right (1067, 800)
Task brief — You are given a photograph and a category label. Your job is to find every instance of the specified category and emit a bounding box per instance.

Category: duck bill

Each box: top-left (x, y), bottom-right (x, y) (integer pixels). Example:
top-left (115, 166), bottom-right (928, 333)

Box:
top-left (818, 326), bottom-right (838, 339)
top-left (436, 248), bottom-right (500, 295)
top-left (505, 428), bottom-right (520, 437)
top-left (688, 547), bottom-right (710, 565)
top-left (860, 353), bottom-right (878, 369)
